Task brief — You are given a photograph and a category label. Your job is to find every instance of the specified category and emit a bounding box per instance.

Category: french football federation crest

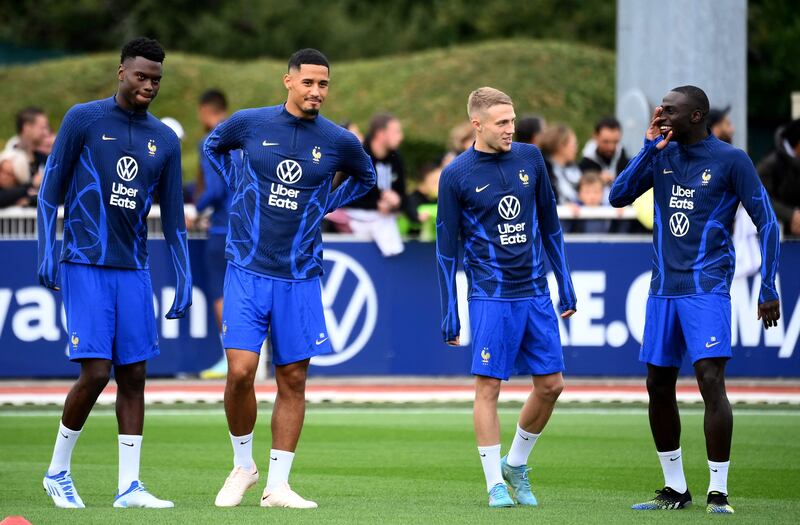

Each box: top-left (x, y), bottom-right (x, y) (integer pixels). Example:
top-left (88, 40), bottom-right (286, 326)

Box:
top-left (147, 139), bottom-right (157, 156)
top-left (312, 146), bottom-right (322, 163)
top-left (519, 169), bottom-right (529, 186)
top-left (481, 348), bottom-right (491, 365)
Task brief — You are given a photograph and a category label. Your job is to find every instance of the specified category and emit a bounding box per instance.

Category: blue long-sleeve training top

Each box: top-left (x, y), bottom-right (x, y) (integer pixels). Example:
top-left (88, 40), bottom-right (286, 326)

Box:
top-left (195, 132), bottom-right (235, 235)
top-left (436, 143), bottom-right (576, 342)
top-left (37, 95), bottom-right (192, 319)
top-left (609, 134), bottom-right (780, 303)
top-left (203, 104), bottom-right (376, 280)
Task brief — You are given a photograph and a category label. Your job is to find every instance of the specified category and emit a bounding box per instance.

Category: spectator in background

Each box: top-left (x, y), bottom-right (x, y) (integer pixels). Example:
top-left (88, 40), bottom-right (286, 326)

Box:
top-left (345, 113), bottom-right (406, 256)
top-left (340, 120), bottom-right (364, 143)
top-left (195, 89), bottom-right (235, 378)
top-left (538, 123), bottom-right (582, 204)
top-left (4, 107), bottom-right (50, 179)
top-left (708, 107), bottom-right (734, 144)
top-left (406, 162), bottom-right (440, 239)
top-left (569, 171), bottom-right (612, 234)
top-left (757, 118), bottom-right (800, 236)
top-left (0, 149), bottom-right (38, 208)
top-left (579, 116), bottom-right (629, 188)
top-left (516, 114), bottom-right (546, 145)
top-left (442, 121), bottom-right (475, 166)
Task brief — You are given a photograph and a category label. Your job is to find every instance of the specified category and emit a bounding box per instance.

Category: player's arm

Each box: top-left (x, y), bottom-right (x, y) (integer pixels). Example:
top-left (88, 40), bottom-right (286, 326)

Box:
top-left (608, 107), bottom-right (668, 207)
top-left (196, 149), bottom-right (235, 212)
top-left (534, 151), bottom-right (576, 318)
top-left (158, 140), bottom-right (192, 319)
top-left (325, 131), bottom-right (376, 213)
top-left (731, 150), bottom-right (781, 329)
top-left (37, 106), bottom-right (86, 290)
top-left (435, 168), bottom-right (462, 344)
top-left (202, 113), bottom-right (244, 190)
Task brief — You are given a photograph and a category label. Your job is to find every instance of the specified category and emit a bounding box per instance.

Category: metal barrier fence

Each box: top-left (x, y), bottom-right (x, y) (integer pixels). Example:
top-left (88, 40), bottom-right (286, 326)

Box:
top-left (0, 205), bottom-right (641, 239)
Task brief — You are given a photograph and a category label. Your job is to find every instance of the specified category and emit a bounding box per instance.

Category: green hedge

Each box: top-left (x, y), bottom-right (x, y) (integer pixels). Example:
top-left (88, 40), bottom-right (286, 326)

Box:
top-left (0, 39), bottom-right (615, 181)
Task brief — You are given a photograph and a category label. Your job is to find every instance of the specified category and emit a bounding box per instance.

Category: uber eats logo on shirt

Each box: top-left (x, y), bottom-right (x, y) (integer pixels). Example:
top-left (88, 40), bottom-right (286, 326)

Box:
top-left (269, 159), bottom-right (302, 210)
top-left (497, 195), bottom-right (526, 245)
top-left (111, 156), bottom-right (139, 210)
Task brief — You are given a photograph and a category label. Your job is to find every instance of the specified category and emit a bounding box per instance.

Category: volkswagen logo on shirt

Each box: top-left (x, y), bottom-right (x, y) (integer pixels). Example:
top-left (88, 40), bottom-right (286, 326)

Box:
top-left (669, 212), bottom-right (690, 237)
top-left (116, 156), bottom-right (138, 182)
top-left (498, 195), bottom-right (521, 221)
top-left (276, 159), bottom-right (303, 185)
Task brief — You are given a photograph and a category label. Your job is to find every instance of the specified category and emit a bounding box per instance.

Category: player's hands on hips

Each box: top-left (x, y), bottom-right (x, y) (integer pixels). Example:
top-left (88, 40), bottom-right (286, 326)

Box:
top-left (561, 309), bottom-right (576, 319)
top-left (758, 300), bottom-right (780, 329)
top-left (647, 106), bottom-right (672, 150)
top-left (447, 336), bottom-right (461, 346)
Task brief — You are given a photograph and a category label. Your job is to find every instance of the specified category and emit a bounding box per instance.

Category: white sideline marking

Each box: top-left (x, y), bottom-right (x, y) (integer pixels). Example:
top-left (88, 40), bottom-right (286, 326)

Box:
top-left (1, 407), bottom-right (798, 418)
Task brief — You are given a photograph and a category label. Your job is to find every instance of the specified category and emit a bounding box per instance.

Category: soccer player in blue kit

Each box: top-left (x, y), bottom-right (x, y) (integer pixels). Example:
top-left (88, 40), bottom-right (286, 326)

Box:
top-left (610, 86), bottom-right (781, 514)
top-left (37, 37), bottom-right (192, 508)
top-left (204, 49), bottom-right (376, 509)
top-left (436, 87), bottom-right (576, 508)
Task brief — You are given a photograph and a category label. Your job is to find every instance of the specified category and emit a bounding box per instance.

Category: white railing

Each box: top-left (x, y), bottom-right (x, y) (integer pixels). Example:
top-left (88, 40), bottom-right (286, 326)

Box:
top-left (0, 204), bottom-right (639, 239)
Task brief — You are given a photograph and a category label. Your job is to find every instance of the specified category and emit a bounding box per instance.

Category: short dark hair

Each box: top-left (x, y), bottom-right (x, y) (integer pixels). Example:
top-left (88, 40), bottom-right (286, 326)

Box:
top-left (671, 85), bottom-right (710, 119)
top-left (15, 106), bottom-right (45, 134)
top-left (120, 37), bottom-right (165, 64)
top-left (516, 115), bottom-right (544, 143)
top-left (199, 89), bottom-right (227, 110)
top-left (784, 119), bottom-right (800, 149)
top-left (594, 116), bottom-right (621, 134)
top-left (366, 113), bottom-right (397, 142)
top-left (288, 48), bottom-right (329, 72)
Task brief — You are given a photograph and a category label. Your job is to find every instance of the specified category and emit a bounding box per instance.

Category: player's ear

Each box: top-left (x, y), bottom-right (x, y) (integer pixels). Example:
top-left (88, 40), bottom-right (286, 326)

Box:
top-left (470, 116), bottom-right (482, 133)
top-left (117, 64), bottom-right (125, 82)
top-left (283, 73), bottom-right (292, 90)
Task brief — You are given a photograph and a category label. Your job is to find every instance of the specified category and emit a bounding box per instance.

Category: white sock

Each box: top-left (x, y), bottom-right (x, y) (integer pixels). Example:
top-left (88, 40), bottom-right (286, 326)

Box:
top-left (506, 425), bottom-right (540, 467)
top-left (266, 449), bottom-right (295, 490)
top-left (478, 444), bottom-right (503, 492)
top-left (47, 421), bottom-right (81, 475)
top-left (657, 448), bottom-right (687, 493)
top-left (118, 434), bottom-right (143, 493)
top-left (708, 460), bottom-right (730, 495)
top-left (230, 432), bottom-right (255, 470)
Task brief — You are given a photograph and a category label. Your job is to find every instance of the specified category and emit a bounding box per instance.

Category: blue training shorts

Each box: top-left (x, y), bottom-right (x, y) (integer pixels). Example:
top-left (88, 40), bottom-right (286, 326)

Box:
top-left (469, 296), bottom-right (564, 380)
top-left (640, 294), bottom-right (732, 368)
top-left (60, 262), bottom-right (159, 366)
top-left (221, 263), bottom-right (333, 365)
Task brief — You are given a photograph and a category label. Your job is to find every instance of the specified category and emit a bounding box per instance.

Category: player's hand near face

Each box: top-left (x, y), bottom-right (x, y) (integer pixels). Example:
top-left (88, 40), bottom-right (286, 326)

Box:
top-left (561, 309), bottom-right (576, 319)
top-left (757, 300), bottom-right (780, 330)
top-left (647, 106), bottom-right (672, 150)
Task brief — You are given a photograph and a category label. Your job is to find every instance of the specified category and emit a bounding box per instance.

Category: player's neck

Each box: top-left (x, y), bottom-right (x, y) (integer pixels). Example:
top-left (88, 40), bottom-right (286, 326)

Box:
top-left (681, 129), bottom-right (710, 146)
top-left (114, 92), bottom-right (146, 114)
top-left (474, 139), bottom-right (503, 155)
top-left (284, 101), bottom-right (317, 121)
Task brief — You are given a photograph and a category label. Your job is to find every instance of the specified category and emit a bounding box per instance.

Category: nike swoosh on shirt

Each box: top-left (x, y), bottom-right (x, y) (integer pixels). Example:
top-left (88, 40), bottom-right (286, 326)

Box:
top-left (315, 337), bottom-right (329, 345)
top-left (705, 341), bottom-right (721, 348)
top-left (662, 169), bottom-right (673, 174)
top-left (102, 134), bottom-right (117, 141)
top-left (262, 141), bottom-right (280, 146)
top-left (476, 184), bottom-right (490, 192)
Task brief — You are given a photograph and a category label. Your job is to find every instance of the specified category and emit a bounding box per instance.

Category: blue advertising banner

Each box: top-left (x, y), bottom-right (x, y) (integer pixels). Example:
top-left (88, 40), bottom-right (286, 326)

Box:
top-left (1, 240), bottom-right (798, 378)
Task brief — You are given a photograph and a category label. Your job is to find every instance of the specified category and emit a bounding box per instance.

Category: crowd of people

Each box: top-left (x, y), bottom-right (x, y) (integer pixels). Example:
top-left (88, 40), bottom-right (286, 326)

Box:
top-left (4, 101), bottom-right (800, 243)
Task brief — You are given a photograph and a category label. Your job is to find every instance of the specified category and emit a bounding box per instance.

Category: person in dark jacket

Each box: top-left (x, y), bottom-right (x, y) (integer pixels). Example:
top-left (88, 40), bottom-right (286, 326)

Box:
top-left (579, 116), bottom-right (630, 186)
top-left (757, 119), bottom-right (800, 236)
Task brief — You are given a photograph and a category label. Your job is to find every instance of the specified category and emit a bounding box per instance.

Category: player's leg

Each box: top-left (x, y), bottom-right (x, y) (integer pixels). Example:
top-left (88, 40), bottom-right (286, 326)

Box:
top-left (503, 296), bottom-right (564, 506)
top-left (468, 299), bottom-right (517, 508)
top-left (633, 297), bottom-right (691, 510)
top-left (694, 358), bottom-right (734, 513)
top-left (44, 262), bottom-right (115, 508)
top-left (44, 358), bottom-right (111, 508)
top-left (679, 294), bottom-right (735, 513)
top-left (112, 268), bottom-right (172, 508)
top-left (261, 277), bottom-right (330, 509)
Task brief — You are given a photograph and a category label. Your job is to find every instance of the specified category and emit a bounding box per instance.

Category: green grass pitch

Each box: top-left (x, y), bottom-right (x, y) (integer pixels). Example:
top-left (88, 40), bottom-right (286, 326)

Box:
top-left (2, 405), bottom-right (799, 524)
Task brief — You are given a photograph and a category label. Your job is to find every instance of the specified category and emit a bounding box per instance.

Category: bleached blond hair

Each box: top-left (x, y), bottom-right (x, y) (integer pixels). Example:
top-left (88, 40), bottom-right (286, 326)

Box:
top-left (467, 87), bottom-right (513, 118)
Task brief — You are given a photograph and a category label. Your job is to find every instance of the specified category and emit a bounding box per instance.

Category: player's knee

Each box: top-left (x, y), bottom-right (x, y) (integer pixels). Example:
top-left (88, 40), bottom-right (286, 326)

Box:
top-left (227, 363), bottom-right (256, 390)
top-left (536, 377), bottom-right (564, 402)
top-left (78, 363), bottom-right (111, 390)
top-left (116, 370), bottom-right (146, 394)
top-left (277, 366), bottom-right (307, 394)
top-left (697, 372), bottom-right (725, 396)
top-left (646, 374), bottom-right (675, 399)
top-left (475, 379), bottom-right (501, 402)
